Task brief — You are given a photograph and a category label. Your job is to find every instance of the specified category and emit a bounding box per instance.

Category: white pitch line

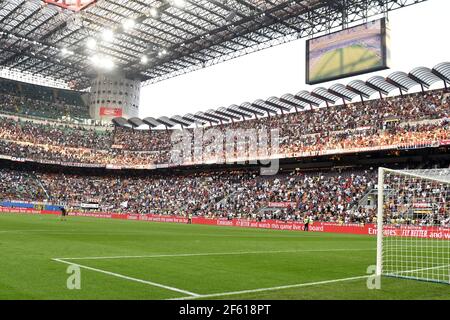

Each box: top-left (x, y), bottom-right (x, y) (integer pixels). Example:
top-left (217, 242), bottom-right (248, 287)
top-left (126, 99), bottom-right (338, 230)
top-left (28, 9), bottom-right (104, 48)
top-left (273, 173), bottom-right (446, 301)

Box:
top-left (52, 258), bottom-right (200, 297)
top-left (55, 248), bottom-right (375, 261)
top-left (170, 275), bottom-right (371, 300)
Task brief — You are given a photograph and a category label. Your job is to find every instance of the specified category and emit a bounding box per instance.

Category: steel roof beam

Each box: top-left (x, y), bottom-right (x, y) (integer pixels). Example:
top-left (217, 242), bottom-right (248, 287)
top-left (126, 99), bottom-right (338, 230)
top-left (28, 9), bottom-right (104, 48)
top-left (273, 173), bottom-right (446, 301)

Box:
top-left (0, 0), bottom-right (25, 26)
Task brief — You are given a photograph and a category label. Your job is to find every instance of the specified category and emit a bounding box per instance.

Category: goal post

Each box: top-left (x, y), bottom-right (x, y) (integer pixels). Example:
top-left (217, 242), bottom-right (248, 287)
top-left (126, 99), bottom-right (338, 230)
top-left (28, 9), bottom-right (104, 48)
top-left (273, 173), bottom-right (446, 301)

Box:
top-left (376, 167), bottom-right (450, 285)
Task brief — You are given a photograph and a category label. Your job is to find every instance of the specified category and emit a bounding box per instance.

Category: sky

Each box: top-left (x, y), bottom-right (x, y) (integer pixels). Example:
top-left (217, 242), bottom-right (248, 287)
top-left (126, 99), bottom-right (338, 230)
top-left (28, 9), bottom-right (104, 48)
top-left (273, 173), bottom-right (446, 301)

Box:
top-left (139, 0), bottom-right (449, 119)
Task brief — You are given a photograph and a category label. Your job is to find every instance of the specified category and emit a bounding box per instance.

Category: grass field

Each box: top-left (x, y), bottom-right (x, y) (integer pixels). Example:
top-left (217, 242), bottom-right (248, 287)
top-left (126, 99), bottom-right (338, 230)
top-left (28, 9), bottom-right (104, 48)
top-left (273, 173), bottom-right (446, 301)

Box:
top-left (309, 44), bottom-right (382, 83)
top-left (0, 213), bottom-right (448, 300)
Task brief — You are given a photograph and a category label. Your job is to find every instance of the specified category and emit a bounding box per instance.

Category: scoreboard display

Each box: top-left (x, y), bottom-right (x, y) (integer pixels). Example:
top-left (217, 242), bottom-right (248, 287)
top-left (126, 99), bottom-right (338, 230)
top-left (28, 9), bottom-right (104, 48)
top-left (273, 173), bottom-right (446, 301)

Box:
top-left (306, 18), bottom-right (390, 85)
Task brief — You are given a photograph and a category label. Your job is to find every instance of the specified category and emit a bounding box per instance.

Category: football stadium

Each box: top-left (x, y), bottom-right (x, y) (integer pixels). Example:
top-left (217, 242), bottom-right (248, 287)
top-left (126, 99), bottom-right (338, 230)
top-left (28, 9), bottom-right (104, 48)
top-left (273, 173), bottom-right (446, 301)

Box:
top-left (0, 0), bottom-right (449, 306)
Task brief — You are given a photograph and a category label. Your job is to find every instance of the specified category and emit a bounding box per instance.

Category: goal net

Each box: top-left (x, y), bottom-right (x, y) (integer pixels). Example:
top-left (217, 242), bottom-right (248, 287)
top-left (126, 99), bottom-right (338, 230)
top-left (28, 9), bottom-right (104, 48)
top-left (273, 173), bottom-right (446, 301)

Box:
top-left (376, 167), bottom-right (450, 284)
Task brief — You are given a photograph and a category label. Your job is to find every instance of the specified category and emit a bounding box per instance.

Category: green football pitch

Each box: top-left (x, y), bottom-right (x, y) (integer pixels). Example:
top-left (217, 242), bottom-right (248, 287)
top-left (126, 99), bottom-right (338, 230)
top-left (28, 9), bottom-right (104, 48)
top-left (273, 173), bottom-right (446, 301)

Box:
top-left (309, 45), bottom-right (382, 83)
top-left (0, 213), bottom-right (448, 300)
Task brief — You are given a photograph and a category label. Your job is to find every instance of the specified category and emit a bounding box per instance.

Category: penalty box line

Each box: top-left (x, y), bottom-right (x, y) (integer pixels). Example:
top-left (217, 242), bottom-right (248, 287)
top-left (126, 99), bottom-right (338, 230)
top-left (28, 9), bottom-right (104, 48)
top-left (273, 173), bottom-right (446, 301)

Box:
top-left (52, 258), bottom-right (200, 297)
top-left (173, 263), bottom-right (450, 300)
top-left (53, 256), bottom-right (370, 301)
top-left (52, 249), bottom-right (374, 299)
top-left (170, 275), bottom-right (371, 300)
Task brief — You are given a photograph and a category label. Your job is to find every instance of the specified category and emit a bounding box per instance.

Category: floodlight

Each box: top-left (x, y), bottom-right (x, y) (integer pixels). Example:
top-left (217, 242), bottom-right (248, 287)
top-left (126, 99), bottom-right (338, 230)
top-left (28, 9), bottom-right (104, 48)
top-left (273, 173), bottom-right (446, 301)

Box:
top-left (122, 18), bottom-right (136, 31)
top-left (148, 7), bottom-right (159, 18)
top-left (86, 38), bottom-right (97, 50)
top-left (172, 0), bottom-right (186, 9)
top-left (141, 55), bottom-right (149, 64)
top-left (102, 29), bottom-right (114, 42)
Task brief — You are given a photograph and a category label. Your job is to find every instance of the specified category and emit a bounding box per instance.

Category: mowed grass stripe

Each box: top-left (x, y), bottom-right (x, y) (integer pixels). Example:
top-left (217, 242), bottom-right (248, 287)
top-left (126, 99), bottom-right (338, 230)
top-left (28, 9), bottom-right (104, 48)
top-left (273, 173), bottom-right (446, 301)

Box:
top-left (56, 248), bottom-right (375, 260)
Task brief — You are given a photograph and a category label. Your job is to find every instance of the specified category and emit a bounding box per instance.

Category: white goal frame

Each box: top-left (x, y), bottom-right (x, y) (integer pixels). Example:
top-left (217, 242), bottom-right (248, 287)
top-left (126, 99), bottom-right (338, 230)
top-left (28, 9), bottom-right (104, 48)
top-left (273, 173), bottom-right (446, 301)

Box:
top-left (376, 167), bottom-right (450, 285)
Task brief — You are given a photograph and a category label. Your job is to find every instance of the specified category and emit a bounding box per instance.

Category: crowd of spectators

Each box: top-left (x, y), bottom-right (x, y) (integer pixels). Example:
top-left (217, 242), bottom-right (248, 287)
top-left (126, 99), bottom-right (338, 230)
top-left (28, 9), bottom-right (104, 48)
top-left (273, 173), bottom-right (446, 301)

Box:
top-left (0, 169), bottom-right (47, 201)
top-left (1, 79), bottom-right (449, 226)
top-left (113, 127), bottom-right (172, 151)
top-left (0, 117), bottom-right (111, 150)
top-left (1, 167), bottom-right (448, 226)
top-left (0, 76), bottom-right (89, 120)
top-left (282, 121), bottom-right (449, 155)
top-left (0, 118), bottom-right (447, 166)
top-left (0, 140), bottom-right (162, 167)
top-left (212, 170), bottom-right (378, 224)
top-left (382, 169), bottom-right (450, 227)
top-left (0, 87), bottom-right (449, 166)
top-left (0, 93), bottom-right (89, 120)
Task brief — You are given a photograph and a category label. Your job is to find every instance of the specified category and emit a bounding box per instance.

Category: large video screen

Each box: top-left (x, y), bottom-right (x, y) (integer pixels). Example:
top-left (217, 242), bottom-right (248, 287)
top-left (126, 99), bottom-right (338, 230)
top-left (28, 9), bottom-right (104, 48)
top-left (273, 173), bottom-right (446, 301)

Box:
top-left (306, 19), bottom-right (390, 85)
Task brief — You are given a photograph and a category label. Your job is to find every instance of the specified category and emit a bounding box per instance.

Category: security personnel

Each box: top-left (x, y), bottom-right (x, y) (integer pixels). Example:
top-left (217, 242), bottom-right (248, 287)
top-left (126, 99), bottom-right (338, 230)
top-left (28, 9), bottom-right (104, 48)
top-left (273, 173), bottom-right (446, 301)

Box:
top-left (303, 215), bottom-right (310, 231)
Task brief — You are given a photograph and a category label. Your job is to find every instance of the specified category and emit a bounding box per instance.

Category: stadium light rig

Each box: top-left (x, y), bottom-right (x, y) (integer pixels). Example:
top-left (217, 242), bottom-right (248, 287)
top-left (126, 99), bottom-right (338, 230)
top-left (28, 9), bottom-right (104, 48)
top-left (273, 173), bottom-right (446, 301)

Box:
top-left (158, 49), bottom-right (168, 58)
top-left (86, 38), bottom-right (97, 50)
top-left (148, 7), bottom-right (159, 18)
top-left (60, 48), bottom-right (74, 56)
top-left (141, 55), bottom-right (149, 64)
top-left (90, 55), bottom-right (115, 71)
top-left (102, 29), bottom-right (114, 42)
top-left (172, 0), bottom-right (186, 9)
top-left (122, 18), bottom-right (136, 31)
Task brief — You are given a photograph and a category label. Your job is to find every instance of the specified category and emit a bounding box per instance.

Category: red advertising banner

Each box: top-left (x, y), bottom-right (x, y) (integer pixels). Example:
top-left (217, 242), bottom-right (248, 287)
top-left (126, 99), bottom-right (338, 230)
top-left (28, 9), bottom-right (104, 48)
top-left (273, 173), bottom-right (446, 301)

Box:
top-left (2, 208), bottom-right (449, 240)
top-left (100, 107), bottom-right (123, 117)
top-left (66, 212), bottom-right (450, 240)
top-left (0, 207), bottom-right (59, 215)
top-left (267, 202), bottom-right (296, 208)
top-left (380, 225), bottom-right (450, 239)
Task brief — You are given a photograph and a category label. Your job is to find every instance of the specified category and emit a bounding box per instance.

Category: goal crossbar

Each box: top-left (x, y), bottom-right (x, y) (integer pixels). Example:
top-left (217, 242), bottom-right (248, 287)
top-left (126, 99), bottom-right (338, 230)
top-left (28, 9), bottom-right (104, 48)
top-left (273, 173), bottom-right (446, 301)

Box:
top-left (380, 168), bottom-right (450, 184)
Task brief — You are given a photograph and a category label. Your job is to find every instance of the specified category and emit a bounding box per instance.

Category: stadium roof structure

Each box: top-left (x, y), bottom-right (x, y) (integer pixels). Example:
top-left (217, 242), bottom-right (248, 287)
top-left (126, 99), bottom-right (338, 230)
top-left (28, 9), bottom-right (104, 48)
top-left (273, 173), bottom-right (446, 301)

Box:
top-left (0, 0), bottom-right (429, 90)
top-left (295, 90), bottom-right (323, 108)
top-left (226, 105), bottom-right (253, 119)
top-left (203, 109), bottom-right (230, 123)
top-left (170, 114), bottom-right (192, 127)
top-left (142, 116), bottom-right (160, 128)
top-left (215, 107), bottom-right (242, 121)
top-left (157, 116), bottom-right (176, 127)
top-left (194, 111), bottom-right (220, 124)
top-left (328, 83), bottom-right (358, 102)
top-left (409, 67), bottom-right (443, 90)
top-left (128, 117), bottom-right (145, 127)
top-left (347, 80), bottom-right (377, 99)
top-left (432, 62), bottom-right (450, 88)
top-left (111, 116), bottom-right (128, 127)
top-left (280, 93), bottom-right (309, 111)
top-left (385, 71), bottom-right (419, 93)
top-left (252, 99), bottom-right (279, 116)
top-left (265, 96), bottom-right (292, 113)
top-left (112, 62), bottom-right (450, 129)
top-left (239, 102), bottom-right (265, 117)
top-left (366, 76), bottom-right (398, 96)
top-left (310, 87), bottom-right (340, 105)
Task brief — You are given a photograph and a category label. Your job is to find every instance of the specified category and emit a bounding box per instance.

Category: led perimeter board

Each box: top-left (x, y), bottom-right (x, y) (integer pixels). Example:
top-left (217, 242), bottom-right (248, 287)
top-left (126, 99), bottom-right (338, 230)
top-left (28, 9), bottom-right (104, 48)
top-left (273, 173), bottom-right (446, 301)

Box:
top-left (306, 18), bottom-right (390, 85)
